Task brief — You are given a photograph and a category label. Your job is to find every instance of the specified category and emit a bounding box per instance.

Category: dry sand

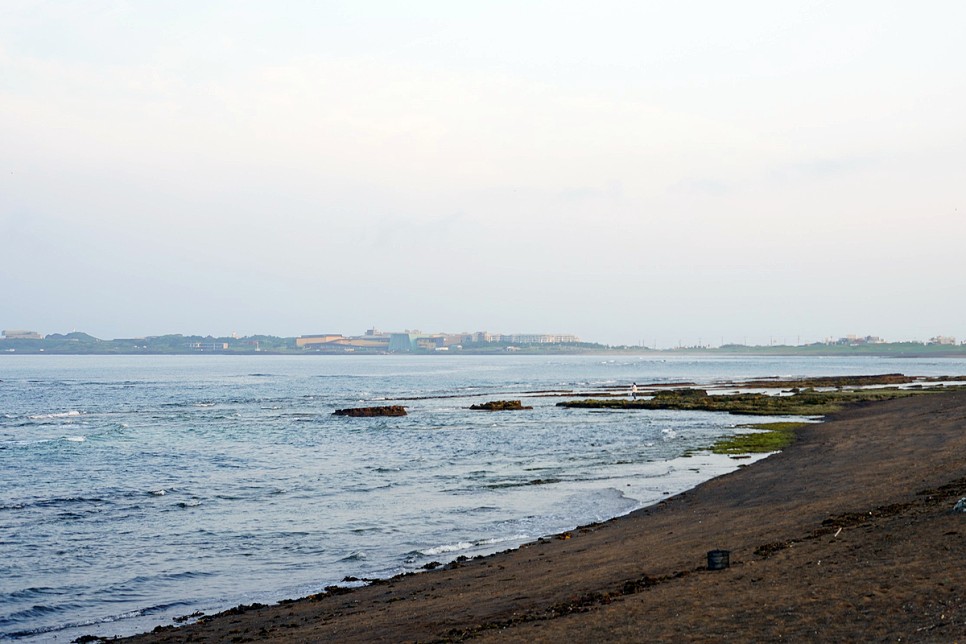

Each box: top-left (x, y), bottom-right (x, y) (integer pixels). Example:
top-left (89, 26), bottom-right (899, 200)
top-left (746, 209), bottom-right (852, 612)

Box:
top-left (124, 390), bottom-right (966, 642)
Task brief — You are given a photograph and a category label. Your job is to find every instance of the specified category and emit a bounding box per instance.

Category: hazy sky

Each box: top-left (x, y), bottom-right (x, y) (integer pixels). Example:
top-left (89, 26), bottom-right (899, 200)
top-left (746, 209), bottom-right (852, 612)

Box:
top-left (2, 1), bottom-right (964, 346)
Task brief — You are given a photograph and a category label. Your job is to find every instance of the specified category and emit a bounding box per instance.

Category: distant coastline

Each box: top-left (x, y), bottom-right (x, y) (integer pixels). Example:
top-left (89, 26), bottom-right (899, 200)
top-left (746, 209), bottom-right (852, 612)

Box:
top-left (2, 329), bottom-right (966, 357)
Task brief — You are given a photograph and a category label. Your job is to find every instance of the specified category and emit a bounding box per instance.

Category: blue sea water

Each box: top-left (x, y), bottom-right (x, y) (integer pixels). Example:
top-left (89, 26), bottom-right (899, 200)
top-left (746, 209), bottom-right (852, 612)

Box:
top-left (2, 353), bottom-right (965, 641)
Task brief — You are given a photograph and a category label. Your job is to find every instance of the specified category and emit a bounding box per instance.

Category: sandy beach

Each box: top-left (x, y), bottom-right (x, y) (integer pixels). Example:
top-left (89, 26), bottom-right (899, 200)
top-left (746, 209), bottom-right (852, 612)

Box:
top-left (124, 390), bottom-right (966, 642)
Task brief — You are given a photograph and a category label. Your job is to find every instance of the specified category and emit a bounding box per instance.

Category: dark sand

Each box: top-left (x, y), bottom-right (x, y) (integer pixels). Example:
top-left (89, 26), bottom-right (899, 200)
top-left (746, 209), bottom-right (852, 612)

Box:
top-left (125, 390), bottom-right (966, 642)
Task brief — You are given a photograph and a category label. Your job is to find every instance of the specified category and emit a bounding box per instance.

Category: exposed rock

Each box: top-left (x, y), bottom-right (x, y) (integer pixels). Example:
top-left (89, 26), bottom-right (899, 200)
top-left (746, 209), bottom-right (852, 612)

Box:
top-left (556, 387), bottom-right (943, 416)
top-left (741, 374), bottom-right (914, 388)
top-left (469, 400), bottom-right (533, 411)
top-left (333, 406), bottom-right (407, 417)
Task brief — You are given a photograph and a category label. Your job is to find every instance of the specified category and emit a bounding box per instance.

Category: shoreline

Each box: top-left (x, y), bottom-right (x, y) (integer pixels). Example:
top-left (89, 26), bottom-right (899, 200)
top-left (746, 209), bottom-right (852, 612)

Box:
top-left (121, 390), bottom-right (966, 642)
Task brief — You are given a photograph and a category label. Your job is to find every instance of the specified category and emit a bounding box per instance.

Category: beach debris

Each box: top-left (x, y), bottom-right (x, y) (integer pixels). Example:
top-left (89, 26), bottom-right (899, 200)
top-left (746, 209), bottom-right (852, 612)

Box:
top-left (333, 405), bottom-right (407, 417)
top-left (469, 400), bottom-right (533, 411)
top-left (707, 549), bottom-right (730, 570)
top-left (953, 497), bottom-right (966, 513)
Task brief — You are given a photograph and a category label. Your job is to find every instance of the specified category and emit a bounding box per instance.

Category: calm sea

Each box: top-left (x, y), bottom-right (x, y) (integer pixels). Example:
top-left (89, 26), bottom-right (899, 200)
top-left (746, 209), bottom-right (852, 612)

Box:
top-left (2, 354), bottom-right (965, 641)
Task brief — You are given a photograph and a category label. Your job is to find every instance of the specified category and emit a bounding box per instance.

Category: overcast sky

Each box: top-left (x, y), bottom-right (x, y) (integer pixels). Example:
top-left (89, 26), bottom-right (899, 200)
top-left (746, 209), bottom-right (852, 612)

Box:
top-left (2, 1), bottom-right (964, 346)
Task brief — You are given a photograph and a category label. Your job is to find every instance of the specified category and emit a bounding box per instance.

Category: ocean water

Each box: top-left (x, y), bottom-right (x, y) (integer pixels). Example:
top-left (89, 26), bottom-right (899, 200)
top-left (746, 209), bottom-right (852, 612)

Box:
top-left (2, 353), bottom-right (965, 641)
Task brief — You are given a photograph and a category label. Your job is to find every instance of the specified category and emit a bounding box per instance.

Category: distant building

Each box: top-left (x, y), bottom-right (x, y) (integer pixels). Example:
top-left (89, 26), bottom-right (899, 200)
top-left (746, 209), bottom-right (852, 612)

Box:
top-left (297, 328), bottom-right (580, 352)
top-left (830, 335), bottom-right (884, 346)
top-left (2, 329), bottom-right (43, 340)
top-left (929, 336), bottom-right (957, 345)
top-left (468, 331), bottom-right (578, 344)
top-left (500, 334), bottom-right (580, 344)
top-left (541, 334), bottom-right (579, 344)
top-left (186, 342), bottom-right (229, 350)
top-left (388, 333), bottom-right (418, 352)
top-left (298, 333), bottom-right (389, 351)
top-left (296, 334), bottom-right (345, 348)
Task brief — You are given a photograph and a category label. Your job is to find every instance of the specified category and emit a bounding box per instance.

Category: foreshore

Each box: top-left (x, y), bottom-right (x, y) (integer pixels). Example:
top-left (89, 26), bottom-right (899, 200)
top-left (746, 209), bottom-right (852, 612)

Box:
top-left (124, 390), bottom-right (966, 642)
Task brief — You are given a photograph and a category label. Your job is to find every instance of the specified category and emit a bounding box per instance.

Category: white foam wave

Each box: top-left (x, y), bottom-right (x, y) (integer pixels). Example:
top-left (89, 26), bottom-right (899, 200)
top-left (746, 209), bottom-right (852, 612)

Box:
top-left (29, 410), bottom-right (81, 420)
top-left (472, 534), bottom-right (530, 547)
top-left (63, 436), bottom-right (86, 442)
top-left (419, 533), bottom-right (530, 557)
top-left (420, 541), bottom-right (474, 556)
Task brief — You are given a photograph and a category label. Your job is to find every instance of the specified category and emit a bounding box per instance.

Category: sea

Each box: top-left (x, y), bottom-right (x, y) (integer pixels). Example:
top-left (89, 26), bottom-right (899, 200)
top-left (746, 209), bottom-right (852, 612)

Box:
top-left (3, 353), bottom-right (965, 641)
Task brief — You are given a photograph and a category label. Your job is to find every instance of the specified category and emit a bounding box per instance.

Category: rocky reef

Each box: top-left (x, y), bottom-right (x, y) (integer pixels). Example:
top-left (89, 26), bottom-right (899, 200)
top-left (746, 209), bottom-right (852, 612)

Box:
top-left (739, 373), bottom-right (914, 388)
top-left (333, 406), bottom-right (408, 417)
top-left (469, 400), bottom-right (533, 411)
top-left (557, 386), bottom-right (945, 416)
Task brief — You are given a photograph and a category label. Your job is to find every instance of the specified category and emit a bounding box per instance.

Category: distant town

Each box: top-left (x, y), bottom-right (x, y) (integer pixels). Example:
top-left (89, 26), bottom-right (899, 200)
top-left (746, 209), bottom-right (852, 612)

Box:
top-left (2, 328), bottom-right (966, 356)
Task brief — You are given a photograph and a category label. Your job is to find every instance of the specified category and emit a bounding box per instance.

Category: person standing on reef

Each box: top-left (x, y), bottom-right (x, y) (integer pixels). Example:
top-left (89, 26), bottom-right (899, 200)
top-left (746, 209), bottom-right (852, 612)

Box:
top-left (631, 383), bottom-right (638, 399)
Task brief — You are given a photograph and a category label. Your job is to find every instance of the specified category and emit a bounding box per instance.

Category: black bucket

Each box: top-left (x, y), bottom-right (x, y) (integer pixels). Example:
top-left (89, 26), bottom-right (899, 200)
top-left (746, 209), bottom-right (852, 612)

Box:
top-left (707, 549), bottom-right (730, 570)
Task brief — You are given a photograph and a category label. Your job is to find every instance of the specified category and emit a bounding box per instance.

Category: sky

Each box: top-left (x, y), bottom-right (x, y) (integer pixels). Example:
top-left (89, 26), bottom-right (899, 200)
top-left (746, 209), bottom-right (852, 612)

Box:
top-left (2, 1), bottom-right (964, 346)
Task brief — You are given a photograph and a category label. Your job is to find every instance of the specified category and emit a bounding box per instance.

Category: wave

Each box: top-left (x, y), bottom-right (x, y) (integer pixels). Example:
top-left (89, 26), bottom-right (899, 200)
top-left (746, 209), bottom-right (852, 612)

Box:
top-left (1, 586), bottom-right (74, 602)
top-left (416, 533), bottom-right (532, 559)
top-left (27, 496), bottom-right (108, 510)
top-left (27, 410), bottom-right (81, 420)
top-left (103, 570), bottom-right (214, 593)
top-left (484, 477), bottom-right (562, 490)
top-left (0, 598), bottom-right (195, 639)
top-left (0, 601), bottom-right (87, 627)
top-left (2, 487), bottom-right (178, 513)
top-left (418, 541), bottom-right (473, 556)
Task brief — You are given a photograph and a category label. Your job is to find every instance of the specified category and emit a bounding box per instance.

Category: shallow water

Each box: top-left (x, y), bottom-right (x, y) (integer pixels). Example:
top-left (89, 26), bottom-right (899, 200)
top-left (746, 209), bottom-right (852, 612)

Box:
top-left (2, 353), bottom-right (964, 641)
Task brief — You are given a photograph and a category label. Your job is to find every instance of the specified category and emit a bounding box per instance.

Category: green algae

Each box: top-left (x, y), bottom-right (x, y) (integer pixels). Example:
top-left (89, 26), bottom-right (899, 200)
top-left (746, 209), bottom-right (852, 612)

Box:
top-left (710, 422), bottom-right (809, 455)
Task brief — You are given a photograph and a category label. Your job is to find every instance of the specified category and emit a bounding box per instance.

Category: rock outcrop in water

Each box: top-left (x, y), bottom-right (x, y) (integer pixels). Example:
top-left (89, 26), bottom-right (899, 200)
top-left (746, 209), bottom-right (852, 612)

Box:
top-left (333, 406), bottom-right (407, 417)
top-left (557, 386), bottom-right (946, 416)
top-left (469, 400), bottom-right (533, 411)
top-left (739, 373), bottom-right (915, 388)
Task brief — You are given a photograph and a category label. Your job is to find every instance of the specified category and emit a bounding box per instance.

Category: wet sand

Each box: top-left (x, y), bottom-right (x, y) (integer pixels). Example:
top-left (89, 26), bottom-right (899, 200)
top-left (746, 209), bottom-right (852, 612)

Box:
top-left (125, 390), bottom-right (966, 642)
